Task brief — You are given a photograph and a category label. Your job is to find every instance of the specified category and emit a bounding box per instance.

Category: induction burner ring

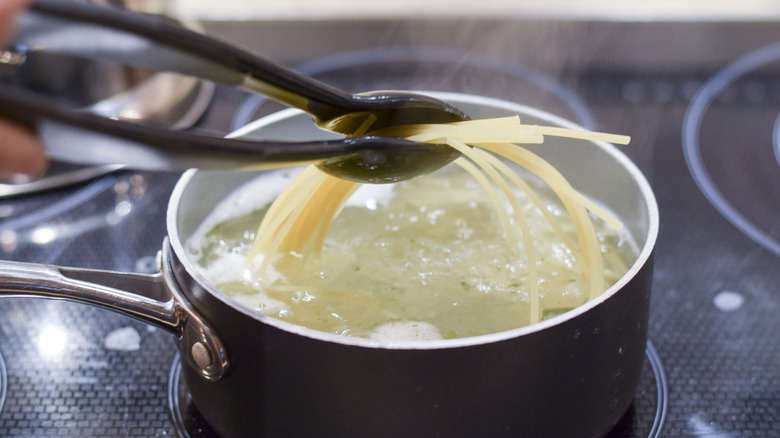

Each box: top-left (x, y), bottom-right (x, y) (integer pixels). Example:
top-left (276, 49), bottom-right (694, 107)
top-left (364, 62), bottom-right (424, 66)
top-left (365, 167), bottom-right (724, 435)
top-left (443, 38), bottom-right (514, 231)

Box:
top-left (0, 350), bottom-right (7, 417)
top-left (772, 112), bottom-right (780, 168)
top-left (645, 340), bottom-right (668, 438)
top-left (683, 40), bottom-right (780, 256)
top-left (168, 355), bottom-right (219, 437)
top-left (0, 174), bottom-right (117, 232)
top-left (167, 340), bottom-right (667, 438)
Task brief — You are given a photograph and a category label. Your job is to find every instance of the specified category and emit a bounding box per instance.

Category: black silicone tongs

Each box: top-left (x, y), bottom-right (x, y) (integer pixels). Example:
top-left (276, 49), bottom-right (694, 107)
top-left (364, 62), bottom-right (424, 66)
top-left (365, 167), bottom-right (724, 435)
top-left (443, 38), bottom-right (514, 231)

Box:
top-left (0, 0), bottom-right (468, 183)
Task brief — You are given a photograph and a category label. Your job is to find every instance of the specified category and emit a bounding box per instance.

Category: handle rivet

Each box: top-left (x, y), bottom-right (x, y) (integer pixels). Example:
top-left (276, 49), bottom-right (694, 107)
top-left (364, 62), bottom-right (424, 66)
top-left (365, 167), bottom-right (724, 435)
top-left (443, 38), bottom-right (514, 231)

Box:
top-left (191, 341), bottom-right (213, 370)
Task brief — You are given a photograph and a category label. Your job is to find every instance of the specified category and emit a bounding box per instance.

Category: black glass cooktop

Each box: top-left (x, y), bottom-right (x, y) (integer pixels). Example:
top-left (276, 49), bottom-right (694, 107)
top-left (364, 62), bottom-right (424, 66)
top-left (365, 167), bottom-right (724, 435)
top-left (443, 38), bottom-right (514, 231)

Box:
top-left (1, 18), bottom-right (780, 437)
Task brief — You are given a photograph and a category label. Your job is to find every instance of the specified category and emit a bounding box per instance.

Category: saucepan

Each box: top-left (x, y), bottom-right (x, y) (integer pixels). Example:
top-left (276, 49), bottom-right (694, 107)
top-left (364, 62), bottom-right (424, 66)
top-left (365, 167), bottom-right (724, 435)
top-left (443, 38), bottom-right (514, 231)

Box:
top-left (0, 92), bottom-right (659, 438)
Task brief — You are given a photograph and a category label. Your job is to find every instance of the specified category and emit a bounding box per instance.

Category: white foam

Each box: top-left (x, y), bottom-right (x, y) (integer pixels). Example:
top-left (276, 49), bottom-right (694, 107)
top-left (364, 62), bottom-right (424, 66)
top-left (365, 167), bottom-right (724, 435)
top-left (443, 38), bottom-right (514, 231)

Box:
top-left (368, 321), bottom-right (443, 341)
top-left (197, 251), bottom-right (248, 284)
top-left (198, 249), bottom-right (289, 315)
top-left (231, 292), bottom-right (288, 315)
top-left (188, 169), bottom-right (304, 251)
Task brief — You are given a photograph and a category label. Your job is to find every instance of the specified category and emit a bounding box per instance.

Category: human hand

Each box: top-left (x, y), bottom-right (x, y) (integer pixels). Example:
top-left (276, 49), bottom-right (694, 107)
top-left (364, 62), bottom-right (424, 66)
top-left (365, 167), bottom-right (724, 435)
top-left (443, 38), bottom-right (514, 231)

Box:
top-left (0, 0), bottom-right (47, 181)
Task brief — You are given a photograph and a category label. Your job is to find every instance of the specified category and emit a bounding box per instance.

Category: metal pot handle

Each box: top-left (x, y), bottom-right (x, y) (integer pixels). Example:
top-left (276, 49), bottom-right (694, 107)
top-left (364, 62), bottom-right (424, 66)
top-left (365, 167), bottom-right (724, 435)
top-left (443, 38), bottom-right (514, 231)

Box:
top-left (0, 239), bottom-right (228, 382)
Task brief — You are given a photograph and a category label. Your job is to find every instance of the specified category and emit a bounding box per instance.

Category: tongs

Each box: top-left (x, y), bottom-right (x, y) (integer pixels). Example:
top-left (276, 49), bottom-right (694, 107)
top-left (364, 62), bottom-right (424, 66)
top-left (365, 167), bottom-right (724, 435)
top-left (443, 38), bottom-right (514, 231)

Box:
top-left (0, 0), bottom-right (468, 183)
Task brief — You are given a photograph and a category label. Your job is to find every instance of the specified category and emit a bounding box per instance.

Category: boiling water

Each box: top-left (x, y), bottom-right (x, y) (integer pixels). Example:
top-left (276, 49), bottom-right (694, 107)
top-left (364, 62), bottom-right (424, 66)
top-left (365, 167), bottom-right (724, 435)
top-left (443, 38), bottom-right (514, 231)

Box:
top-left (186, 166), bottom-right (633, 340)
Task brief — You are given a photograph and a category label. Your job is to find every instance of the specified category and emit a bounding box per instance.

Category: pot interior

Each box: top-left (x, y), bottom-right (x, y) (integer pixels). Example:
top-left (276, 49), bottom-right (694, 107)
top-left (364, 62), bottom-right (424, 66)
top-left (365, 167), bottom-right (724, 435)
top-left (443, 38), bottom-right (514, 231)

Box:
top-left (167, 92), bottom-right (659, 345)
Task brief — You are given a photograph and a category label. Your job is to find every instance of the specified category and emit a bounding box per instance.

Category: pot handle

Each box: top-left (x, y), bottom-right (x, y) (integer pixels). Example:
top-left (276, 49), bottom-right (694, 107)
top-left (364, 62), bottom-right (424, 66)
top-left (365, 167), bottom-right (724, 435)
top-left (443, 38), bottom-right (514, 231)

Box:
top-left (0, 240), bottom-right (228, 382)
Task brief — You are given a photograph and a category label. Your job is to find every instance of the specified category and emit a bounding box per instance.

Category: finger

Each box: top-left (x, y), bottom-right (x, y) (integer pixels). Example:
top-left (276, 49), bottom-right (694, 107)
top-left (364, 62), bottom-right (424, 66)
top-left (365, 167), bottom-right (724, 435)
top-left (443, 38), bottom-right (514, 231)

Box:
top-left (0, 118), bottom-right (48, 180)
top-left (0, 0), bottom-right (31, 44)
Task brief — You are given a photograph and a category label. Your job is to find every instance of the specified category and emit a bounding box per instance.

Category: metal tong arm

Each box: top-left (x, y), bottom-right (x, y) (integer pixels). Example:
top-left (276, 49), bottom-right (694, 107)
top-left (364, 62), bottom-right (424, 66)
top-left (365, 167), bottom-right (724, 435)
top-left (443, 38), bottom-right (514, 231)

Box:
top-left (20, 0), bottom-right (365, 122)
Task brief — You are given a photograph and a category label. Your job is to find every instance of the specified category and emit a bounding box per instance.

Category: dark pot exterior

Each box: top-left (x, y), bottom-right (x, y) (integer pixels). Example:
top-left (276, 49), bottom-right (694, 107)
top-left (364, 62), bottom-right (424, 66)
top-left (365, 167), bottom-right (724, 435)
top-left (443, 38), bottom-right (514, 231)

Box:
top-left (171, 247), bottom-right (653, 438)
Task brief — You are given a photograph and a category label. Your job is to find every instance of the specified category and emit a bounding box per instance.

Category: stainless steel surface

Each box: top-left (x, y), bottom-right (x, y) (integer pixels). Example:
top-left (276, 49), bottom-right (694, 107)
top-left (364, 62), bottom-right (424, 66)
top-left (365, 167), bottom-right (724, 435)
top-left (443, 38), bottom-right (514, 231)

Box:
top-left (0, 72), bottom-right (214, 197)
top-left (0, 165), bottom-right (122, 197)
top-left (0, 50), bottom-right (25, 67)
top-left (0, 243), bottom-right (230, 382)
top-left (0, 2), bottom-right (213, 197)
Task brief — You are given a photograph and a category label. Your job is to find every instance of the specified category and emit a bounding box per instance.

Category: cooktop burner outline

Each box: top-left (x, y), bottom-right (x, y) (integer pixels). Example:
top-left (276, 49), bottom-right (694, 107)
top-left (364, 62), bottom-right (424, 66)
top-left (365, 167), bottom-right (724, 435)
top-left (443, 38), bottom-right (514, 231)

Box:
top-left (166, 340), bottom-right (667, 438)
top-left (773, 113), bottom-right (780, 168)
top-left (230, 46), bottom-right (596, 133)
top-left (0, 175), bottom-right (117, 233)
top-left (0, 350), bottom-right (6, 417)
top-left (645, 340), bottom-right (668, 438)
top-left (682, 39), bottom-right (780, 257)
top-left (167, 355), bottom-right (184, 437)
top-left (167, 355), bottom-right (218, 438)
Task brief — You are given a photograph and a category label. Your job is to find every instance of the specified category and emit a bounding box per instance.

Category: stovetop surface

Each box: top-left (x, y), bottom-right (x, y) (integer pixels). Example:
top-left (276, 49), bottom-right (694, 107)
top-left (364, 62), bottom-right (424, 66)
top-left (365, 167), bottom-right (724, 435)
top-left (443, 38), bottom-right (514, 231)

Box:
top-left (2, 18), bottom-right (780, 437)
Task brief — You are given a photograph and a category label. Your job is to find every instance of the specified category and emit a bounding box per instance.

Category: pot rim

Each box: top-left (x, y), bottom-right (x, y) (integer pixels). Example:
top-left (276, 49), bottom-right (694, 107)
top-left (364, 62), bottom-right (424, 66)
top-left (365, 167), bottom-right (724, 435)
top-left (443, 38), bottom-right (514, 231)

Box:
top-left (167, 92), bottom-right (659, 351)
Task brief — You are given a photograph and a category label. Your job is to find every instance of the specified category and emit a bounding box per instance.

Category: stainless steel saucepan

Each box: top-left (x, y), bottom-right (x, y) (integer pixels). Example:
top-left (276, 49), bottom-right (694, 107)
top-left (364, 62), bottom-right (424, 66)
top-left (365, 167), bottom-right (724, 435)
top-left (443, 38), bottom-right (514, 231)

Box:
top-left (0, 93), bottom-right (659, 438)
